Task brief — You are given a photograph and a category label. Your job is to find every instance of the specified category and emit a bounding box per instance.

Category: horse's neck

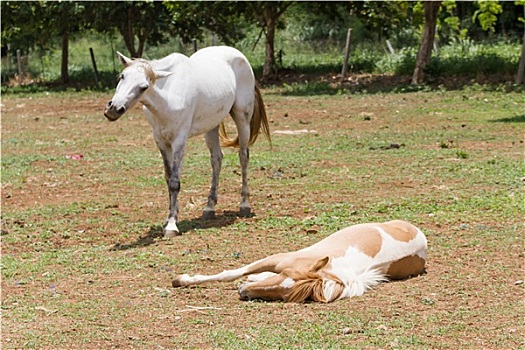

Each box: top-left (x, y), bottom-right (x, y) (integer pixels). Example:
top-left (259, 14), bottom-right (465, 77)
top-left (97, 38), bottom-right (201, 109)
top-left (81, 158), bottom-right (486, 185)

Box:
top-left (140, 85), bottom-right (169, 117)
top-left (150, 53), bottom-right (188, 72)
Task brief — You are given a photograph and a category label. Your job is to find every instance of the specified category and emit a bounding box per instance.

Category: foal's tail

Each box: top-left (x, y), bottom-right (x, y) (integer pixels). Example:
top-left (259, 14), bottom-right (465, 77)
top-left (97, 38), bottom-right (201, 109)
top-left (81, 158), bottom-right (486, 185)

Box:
top-left (219, 83), bottom-right (271, 148)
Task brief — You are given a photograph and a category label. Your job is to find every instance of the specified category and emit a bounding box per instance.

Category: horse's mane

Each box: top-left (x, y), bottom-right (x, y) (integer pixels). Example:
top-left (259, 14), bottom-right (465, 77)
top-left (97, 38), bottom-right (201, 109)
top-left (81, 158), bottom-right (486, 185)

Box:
top-left (286, 271), bottom-right (345, 303)
top-left (123, 58), bottom-right (157, 84)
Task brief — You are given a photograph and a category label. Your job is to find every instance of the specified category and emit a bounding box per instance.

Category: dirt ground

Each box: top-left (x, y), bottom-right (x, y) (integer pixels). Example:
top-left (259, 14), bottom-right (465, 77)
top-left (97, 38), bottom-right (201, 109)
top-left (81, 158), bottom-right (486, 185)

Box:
top-left (1, 86), bottom-right (523, 349)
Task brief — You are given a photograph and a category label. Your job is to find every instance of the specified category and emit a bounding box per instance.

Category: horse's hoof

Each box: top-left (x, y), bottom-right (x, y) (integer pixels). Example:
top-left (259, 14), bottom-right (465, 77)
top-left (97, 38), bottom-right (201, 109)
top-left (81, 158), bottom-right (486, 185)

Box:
top-left (239, 206), bottom-right (251, 218)
top-left (202, 209), bottom-right (215, 220)
top-left (164, 229), bottom-right (181, 238)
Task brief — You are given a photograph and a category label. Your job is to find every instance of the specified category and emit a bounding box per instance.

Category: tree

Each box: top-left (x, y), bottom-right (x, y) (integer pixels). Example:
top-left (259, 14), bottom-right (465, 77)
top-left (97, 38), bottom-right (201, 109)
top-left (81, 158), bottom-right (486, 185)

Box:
top-left (86, 1), bottom-right (173, 58)
top-left (472, 0), bottom-right (503, 32)
top-left (515, 0), bottom-right (525, 83)
top-left (41, 2), bottom-right (86, 83)
top-left (412, 1), bottom-right (441, 84)
top-left (2, 1), bottom-right (86, 84)
top-left (246, 1), bottom-right (295, 79)
top-left (164, 1), bottom-right (247, 46)
top-left (1, 2), bottom-right (43, 53)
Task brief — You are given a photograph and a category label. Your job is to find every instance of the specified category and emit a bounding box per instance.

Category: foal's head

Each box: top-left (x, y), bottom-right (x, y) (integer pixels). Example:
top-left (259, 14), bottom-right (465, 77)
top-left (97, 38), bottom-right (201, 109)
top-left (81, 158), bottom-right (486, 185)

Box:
top-left (238, 257), bottom-right (345, 303)
top-left (104, 52), bottom-right (171, 121)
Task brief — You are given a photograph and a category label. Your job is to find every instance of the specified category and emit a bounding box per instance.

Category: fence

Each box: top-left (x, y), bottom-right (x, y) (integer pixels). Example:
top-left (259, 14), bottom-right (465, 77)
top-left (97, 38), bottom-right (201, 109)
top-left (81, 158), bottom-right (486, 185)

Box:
top-left (1, 32), bottom-right (522, 89)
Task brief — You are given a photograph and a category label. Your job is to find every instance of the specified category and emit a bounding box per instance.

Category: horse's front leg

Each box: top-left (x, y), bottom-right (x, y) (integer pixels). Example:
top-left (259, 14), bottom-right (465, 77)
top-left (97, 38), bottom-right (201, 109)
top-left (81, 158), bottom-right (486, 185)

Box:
top-left (163, 141), bottom-right (186, 238)
top-left (203, 127), bottom-right (223, 220)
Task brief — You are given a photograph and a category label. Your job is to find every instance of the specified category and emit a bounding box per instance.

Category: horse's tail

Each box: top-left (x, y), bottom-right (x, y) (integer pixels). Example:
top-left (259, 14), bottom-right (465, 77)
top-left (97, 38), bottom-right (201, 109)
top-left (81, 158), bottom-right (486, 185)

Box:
top-left (219, 83), bottom-right (271, 148)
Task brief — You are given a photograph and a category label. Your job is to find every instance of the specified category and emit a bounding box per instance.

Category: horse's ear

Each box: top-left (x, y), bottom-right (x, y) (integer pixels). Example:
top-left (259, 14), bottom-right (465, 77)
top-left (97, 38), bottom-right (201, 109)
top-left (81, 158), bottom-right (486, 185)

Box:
top-left (311, 257), bottom-right (330, 272)
top-left (154, 70), bottom-right (174, 79)
top-left (117, 51), bottom-right (132, 66)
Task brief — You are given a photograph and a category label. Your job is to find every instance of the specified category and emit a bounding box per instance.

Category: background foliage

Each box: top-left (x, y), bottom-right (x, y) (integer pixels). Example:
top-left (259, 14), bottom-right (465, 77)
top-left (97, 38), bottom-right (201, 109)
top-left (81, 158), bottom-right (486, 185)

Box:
top-left (1, 0), bottom-right (524, 88)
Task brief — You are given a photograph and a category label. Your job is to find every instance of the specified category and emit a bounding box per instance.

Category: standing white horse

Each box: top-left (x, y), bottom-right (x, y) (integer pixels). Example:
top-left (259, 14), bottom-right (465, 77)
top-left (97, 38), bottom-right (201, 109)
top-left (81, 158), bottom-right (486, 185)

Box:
top-left (104, 46), bottom-right (271, 237)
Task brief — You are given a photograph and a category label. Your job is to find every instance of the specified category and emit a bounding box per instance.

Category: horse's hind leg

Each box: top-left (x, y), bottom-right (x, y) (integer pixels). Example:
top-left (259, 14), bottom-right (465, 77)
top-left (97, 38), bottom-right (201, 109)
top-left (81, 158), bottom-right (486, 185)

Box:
top-left (229, 106), bottom-right (252, 217)
top-left (203, 127), bottom-right (223, 220)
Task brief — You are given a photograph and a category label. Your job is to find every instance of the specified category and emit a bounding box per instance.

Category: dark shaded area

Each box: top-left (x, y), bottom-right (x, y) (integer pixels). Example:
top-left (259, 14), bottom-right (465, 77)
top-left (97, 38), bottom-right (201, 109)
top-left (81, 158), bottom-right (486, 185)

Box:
top-left (110, 210), bottom-right (241, 250)
top-left (490, 114), bottom-right (525, 123)
top-left (2, 66), bottom-right (524, 96)
top-left (264, 71), bottom-right (524, 96)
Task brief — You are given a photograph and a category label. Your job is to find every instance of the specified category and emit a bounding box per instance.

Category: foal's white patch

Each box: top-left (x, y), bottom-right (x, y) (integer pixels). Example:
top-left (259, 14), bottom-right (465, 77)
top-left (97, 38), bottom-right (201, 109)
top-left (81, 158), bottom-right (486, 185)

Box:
top-left (280, 277), bottom-right (295, 288)
top-left (323, 279), bottom-right (338, 302)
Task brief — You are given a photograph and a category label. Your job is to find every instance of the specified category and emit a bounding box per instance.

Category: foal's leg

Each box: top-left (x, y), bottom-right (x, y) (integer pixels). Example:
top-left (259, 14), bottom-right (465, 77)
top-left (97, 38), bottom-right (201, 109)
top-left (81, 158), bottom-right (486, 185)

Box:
top-left (203, 127), bottom-right (223, 220)
top-left (172, 253), bottom-right (289, 287)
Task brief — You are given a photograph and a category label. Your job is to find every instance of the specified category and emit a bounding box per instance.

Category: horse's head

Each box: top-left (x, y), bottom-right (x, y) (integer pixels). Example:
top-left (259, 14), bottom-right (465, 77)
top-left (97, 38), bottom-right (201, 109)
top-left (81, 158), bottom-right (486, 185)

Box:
top-left (238, 257), bottom-right (345, 303)
top-left (104, 52), bottom-right (172, 121)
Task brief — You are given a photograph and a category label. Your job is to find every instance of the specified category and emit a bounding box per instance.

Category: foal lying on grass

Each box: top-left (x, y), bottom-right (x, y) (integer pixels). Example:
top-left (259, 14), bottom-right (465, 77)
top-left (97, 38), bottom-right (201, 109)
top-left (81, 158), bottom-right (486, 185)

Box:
top-left (172, 220), bottom-right (427, 303)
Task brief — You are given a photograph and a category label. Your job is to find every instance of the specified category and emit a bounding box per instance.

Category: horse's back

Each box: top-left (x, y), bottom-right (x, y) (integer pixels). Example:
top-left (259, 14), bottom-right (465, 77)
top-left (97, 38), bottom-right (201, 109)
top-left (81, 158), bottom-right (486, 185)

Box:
top-left (190, 46), bottom-right (250, 66)
top-left (190, 46), bottom-right (255, 85)
top-left (151, 52), bottom-right (190, 72)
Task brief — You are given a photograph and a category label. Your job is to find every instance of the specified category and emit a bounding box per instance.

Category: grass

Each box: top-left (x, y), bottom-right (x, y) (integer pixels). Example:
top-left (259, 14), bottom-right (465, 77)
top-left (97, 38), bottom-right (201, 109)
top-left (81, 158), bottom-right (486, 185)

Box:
top-left (1, 85), bottom-right (524, 348)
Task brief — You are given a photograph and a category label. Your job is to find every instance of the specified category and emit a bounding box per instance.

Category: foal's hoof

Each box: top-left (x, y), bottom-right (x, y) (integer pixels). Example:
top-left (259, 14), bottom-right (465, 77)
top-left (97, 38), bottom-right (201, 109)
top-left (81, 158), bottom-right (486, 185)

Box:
top-left (239, 206), bottom-right (251, 218)
top-left (238, 283), bottom-right (249, 301)
top-left (172, 274), bottom-right (188, 288)
top-left (164, 229), bottom-right (181, 238)
top-left (202, 209), bottom-right (215, 220)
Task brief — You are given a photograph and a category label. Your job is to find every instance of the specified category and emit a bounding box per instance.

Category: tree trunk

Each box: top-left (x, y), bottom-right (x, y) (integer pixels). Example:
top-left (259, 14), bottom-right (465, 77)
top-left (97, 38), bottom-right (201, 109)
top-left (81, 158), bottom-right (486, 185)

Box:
top-left (119, 7), bottom-right (139, 58)
top-left (61, 30), bottom-right (69, 84)
top-left (412, 1), bottom-right (441, 84)
top-left (252, 1), bottom-right (293, 80)
top-left (263, 6), bottom-right (276, 78)
top-left (516, 34), bottom-right (525, 84)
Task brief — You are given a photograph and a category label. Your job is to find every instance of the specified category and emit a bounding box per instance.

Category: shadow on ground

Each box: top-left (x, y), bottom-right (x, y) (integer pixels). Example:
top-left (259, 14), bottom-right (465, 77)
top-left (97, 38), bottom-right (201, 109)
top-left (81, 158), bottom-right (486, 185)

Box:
top-left (490, 114), bottom-right (525, 123)
top-left (110, 210), bottom-right (241, 251)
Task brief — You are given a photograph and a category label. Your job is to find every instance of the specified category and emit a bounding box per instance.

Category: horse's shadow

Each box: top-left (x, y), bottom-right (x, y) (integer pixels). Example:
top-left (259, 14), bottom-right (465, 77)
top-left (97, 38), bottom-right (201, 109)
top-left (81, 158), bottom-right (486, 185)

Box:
top-left (110, 210), bottom-right (242, 251)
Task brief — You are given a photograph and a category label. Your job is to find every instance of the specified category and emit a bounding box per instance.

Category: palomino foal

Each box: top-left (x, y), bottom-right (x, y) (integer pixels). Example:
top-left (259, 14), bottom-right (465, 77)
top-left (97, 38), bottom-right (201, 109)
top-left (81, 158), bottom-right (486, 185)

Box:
top-left (172, 220), bottom-right (427, 303)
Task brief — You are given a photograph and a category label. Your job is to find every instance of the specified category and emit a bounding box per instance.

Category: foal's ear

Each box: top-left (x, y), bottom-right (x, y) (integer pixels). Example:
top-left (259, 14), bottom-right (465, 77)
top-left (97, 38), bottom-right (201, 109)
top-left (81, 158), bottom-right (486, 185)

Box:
top-left (154, 70), bottom-right (174, 79)
top-left (117, 51), bottom-right (132, 66)
top-left (311, 257), bottom-right (330, 272)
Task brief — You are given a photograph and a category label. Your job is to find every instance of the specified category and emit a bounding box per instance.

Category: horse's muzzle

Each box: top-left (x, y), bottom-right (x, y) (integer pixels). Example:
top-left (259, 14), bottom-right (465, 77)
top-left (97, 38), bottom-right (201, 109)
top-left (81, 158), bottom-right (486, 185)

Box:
top-left (104, 101), bottom-right (125, 121)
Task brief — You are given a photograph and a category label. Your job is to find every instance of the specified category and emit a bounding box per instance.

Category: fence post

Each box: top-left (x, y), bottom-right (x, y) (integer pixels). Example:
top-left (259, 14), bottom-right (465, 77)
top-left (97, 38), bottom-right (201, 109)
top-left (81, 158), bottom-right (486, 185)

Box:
top-left (516, 34), bottom-right (525, 84)
top-left (89, 48), bottom-right (99, 85)
top-left (386, 40), bottom-right (395, 55)
top-left (340, 28), bottom-right (352, 84)
top-left (192, 39), bottom-right (198, 53)
top-left (16, 49), bottom-right (22, 84)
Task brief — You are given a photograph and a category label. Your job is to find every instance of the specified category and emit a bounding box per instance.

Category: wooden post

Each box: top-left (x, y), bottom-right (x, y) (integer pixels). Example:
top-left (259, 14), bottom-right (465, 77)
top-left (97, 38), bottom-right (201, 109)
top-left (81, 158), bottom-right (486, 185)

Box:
top-left (212, 33), bottom-right (217, 46)
top-left (340, 28), bottom-right (352, 84)
top-left (89, 48), bottom-right (99, 85)
top-left (516, 34), bottom-right (525, 84)
top-left (16, 49), bottom-right (22, 84)
top-left (386, 40), bottom-right (395, 55)
top-left (110, 35), bottom-right (116, 74)
top-left (192, 39), bottom-right (198, 53)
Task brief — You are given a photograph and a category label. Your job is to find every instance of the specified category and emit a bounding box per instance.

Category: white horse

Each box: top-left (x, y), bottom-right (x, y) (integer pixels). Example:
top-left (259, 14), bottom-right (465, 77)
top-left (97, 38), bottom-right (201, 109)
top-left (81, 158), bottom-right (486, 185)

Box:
top-left (104, 46), bottom-right (270, 237)
top-left (172, 220), bottom-right (427, 303)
